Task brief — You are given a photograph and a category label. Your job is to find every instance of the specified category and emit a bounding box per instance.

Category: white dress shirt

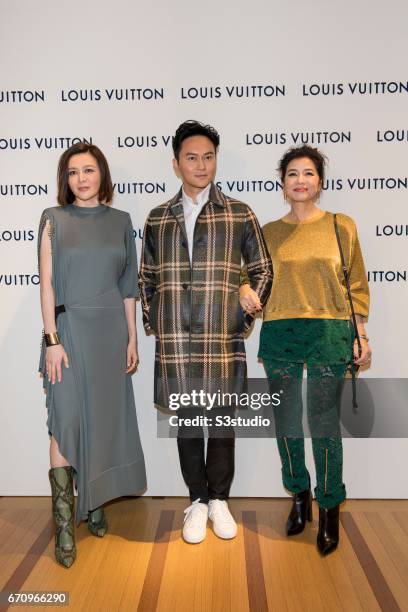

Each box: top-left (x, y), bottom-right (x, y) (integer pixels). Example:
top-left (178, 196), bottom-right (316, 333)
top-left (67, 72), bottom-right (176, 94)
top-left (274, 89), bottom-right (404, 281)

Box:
top-left (182, 183), bottom-right (211, 261)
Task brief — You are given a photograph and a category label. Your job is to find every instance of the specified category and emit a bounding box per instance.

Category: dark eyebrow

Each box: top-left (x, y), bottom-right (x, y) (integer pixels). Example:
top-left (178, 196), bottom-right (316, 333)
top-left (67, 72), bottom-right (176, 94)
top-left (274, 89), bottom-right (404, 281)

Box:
top-left (185, 151), bottom-right (214, 156)
top-left (288, 167), bottom-right (316, 172)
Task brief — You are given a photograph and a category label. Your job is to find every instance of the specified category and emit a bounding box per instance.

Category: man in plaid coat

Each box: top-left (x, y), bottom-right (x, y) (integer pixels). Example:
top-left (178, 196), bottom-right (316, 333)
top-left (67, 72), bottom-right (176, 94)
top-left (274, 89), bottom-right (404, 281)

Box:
top-left (139, 121), bottom-right (272, 544)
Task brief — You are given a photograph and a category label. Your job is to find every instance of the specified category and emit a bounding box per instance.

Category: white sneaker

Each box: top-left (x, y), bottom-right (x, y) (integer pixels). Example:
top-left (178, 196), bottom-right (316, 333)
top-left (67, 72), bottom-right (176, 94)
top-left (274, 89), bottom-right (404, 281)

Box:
top-left (182, 499), bottom-right (208, 544)
top-left (208, 499), bottom-right (237, 539)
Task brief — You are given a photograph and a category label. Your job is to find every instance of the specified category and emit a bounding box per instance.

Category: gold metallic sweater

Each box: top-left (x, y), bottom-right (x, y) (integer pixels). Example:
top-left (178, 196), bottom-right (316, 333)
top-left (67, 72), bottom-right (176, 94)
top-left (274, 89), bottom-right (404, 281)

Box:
top-left (245, 211), bottom-right (370, 322)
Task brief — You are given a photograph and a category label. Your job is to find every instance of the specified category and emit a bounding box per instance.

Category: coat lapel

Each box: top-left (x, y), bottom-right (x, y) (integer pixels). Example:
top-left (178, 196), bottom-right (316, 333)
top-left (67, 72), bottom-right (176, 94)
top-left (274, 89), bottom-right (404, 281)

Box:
top-left (208, 182), bottom-right (226, 208)
top-left (168, 188), bottom-right (187, 241)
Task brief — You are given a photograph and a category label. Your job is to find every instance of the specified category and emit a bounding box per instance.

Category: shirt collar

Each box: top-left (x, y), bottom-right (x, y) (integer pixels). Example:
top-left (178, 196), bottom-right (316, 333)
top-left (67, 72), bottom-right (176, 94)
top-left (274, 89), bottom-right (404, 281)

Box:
top-left (182, 183), bottom-right (211, 210)
top-left (168, 182), bottom-right (226, 211)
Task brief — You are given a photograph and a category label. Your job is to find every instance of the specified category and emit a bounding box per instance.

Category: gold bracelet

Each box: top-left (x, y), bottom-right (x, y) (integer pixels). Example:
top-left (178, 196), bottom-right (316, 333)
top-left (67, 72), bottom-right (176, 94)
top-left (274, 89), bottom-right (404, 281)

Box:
top-left (44, 332), bottom-right (60, 347)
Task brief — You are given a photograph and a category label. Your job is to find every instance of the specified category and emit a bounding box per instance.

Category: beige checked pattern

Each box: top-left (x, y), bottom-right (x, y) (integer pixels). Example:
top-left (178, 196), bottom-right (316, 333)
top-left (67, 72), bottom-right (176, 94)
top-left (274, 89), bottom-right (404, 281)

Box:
top-left (139, 183), bottom-right (273, 409)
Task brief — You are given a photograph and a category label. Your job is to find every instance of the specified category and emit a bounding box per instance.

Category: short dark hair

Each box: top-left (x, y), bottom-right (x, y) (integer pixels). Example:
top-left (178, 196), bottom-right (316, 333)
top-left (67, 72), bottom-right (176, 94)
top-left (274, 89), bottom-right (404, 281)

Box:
top-left (57, 143), bottom-right (114, 206)
top-left (172, 120), bottom-right (220, 161)
top-left (278, 145), bottom-right (328, 183)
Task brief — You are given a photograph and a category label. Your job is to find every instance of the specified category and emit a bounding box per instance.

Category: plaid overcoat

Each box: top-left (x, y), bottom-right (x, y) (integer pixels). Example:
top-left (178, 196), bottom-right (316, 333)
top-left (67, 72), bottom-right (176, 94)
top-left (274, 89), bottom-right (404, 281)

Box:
top-left (139, 183), bottom-right (273, 410)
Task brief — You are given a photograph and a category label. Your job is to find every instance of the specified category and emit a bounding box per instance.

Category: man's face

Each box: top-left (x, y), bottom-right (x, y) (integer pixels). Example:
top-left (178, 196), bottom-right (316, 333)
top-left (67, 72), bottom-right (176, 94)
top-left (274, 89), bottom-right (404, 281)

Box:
top-left (173, 135), bottom-right (217, 192)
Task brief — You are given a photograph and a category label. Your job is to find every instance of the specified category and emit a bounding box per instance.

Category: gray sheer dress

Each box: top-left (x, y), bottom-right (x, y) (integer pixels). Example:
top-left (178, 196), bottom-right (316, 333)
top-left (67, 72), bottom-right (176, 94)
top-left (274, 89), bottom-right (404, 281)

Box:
top-left (38, 204), bottom-right (146, 523)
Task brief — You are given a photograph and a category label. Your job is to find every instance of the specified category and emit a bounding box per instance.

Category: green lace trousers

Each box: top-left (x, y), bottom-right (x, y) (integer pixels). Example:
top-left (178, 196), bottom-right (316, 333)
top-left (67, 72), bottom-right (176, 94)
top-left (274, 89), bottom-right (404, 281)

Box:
top-left (264, 360), bottom-right (347, 509)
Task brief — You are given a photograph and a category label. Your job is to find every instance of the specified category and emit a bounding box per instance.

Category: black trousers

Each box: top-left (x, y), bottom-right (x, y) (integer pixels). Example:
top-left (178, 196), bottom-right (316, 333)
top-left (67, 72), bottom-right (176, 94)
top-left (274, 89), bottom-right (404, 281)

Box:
top-left (176, 407), bottom-right (235, 504)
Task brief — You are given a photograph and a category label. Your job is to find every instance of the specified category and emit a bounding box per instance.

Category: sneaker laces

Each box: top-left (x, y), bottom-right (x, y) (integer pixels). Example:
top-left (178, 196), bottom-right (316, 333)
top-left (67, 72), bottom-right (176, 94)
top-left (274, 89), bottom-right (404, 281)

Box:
top-left (183, 499), bottom-right (207, 525)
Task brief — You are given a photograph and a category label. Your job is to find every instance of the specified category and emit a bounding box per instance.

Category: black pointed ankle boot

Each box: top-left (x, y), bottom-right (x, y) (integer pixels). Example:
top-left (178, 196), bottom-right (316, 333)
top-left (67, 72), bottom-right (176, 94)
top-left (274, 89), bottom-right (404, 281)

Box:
top-left (286, 489), bottom-right (312, 536)
top-left (317, 505), bottom-right (339, 555)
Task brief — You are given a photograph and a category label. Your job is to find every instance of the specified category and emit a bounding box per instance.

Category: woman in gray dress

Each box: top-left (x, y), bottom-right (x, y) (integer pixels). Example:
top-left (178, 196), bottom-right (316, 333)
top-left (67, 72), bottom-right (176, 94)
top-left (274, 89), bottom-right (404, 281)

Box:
top-left (38, 143), bottom-right (146, 568)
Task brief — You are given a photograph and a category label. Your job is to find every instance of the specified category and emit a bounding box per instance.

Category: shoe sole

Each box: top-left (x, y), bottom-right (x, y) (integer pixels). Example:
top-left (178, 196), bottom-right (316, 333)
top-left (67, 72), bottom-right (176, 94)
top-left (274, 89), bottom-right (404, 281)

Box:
top-left (182, 533), bottom-right (207, 544)
top-left (211, 527), bottom-right (237, 540)
top-left (213, 533), bottom-right (237, 540)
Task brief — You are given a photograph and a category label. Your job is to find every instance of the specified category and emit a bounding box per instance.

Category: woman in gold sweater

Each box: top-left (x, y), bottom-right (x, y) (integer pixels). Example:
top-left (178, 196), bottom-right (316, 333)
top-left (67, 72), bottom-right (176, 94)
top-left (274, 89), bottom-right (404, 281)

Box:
top-left (240, 145), bottom-right (371, 555)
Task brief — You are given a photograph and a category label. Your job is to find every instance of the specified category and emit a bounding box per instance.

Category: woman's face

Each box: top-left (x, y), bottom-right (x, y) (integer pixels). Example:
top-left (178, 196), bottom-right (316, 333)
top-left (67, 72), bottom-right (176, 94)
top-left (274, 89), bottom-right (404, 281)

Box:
top-left (283, 156), bottom-right (321, 205)
top-left (67, 152), bottom-right (101, 206)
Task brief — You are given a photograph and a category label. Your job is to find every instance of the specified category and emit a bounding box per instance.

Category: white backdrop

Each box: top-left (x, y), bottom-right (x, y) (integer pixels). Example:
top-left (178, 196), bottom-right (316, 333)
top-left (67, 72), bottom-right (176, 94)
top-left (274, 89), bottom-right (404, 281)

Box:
top-left (1, 0), bottom-right (407, 497)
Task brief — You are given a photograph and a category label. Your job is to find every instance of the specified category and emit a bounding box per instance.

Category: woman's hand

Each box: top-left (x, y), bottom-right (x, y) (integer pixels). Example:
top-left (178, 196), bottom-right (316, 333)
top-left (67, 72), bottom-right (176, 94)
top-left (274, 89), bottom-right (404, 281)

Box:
top-left (239, 284), bottom-right (262, 314)
top-left (126, 340), bottom-right (139, 373)
top-left (354, 338), bottom-right (372, 366)
top-left (46, 344), bottom-right (69, 384)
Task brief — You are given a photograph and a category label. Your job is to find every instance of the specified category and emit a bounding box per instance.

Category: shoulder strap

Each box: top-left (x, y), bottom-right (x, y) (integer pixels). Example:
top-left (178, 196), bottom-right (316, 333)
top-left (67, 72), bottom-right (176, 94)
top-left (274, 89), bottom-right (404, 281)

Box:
top-left (333, 213), bottom-right (361, 355)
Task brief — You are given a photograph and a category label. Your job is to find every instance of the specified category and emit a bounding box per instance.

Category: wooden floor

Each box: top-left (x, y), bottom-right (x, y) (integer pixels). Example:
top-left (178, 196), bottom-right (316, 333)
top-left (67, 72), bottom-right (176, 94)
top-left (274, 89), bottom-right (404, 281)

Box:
top-left (0, 497), bottom-right (407, 612)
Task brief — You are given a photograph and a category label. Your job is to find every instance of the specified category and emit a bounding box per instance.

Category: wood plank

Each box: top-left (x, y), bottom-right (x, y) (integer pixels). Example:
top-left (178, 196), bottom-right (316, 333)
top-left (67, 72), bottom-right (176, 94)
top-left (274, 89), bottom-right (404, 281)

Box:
top-left (155, 508), bottom-right (213, 611)
top-left (336, 515), bottom-right (381, 612)
top-left (228, 505), bottom-right (251, 612)
top-left (341, 512), bottom-right (402, 612)
top-left (392, 512), bottom-right (408, 538)
top-left (0, 517), bottom-right (53, 612)
top-left (242, 510), bottom-right (268, 611)
top-left (257, 510), bottom-right (298, 612)
top-left (137, 510), bottom-right (175, 612)
top-left (365, 512), bottom-right (408, 586)
top-left (0, 510), bottom-right (52, 588)
top-left (0, 498), bottom-right (50, 512)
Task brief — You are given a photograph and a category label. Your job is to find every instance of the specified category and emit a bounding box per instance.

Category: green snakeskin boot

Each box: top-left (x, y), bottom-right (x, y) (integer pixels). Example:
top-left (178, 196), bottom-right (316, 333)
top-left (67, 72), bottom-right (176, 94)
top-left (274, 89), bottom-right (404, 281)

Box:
top-left (49, 466), bottom-right (76, 568)
top-left (88, 507), bottom-right (108, 537)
